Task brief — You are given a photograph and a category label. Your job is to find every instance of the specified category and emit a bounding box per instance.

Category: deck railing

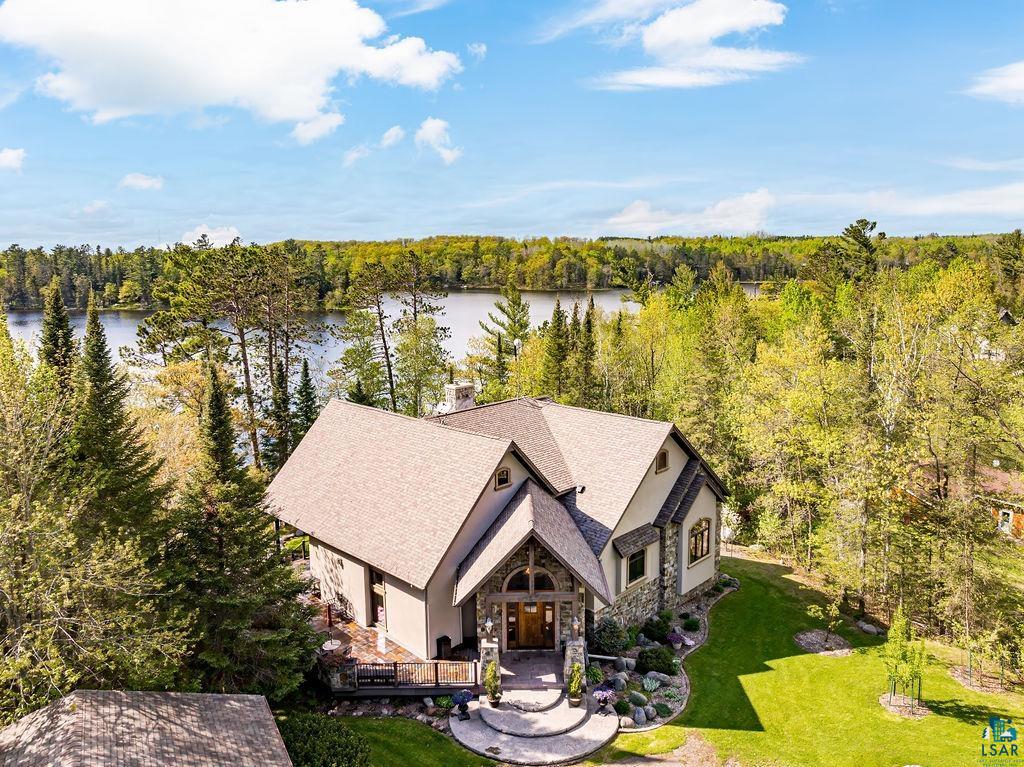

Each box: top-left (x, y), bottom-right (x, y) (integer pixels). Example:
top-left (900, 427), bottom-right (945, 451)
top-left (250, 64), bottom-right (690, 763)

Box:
top-left (352, 660), bottom-right (477, 689)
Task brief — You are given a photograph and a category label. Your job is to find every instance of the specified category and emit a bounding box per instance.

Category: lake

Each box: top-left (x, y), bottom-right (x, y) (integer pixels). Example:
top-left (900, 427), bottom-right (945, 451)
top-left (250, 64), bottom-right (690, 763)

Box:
top-left (6, 289), bottom-right (630, 370)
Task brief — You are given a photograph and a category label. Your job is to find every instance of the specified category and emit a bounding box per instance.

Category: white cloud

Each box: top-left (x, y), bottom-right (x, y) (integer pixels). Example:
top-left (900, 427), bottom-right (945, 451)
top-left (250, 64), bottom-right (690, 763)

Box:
top-left (0, 147), bottom-right (26, 171)
top-left (379, 125), bottom-right (405, 148)
top-left (540, 0), bottom-right (679, 42)
top-left (119, 172), bottom-right (164, 190)
top-left (0, 0), bottom-right (462, 143)
top-left (967, 61), bottom-right (1024, 105)
top-left (939, 156), bottom-right (1024, 173)
top-left (292, 112), bottom-right (345, 145)
top-left (790, 181), bottom-right (1024, 219)
top-left (344, 144), bottom-right (372, 167)
top-left (180, 224), bottom-right (241, 247)
top-left (467, 42), bottom-right (487, 61)
top-left (415, 117), bottom-right (462, 164)
top-left (468, 175), bottom-right (689, 208)
top-left (392, 0), bottom-right (452, 17)
top-left (607, 189), bottom-right (776, 235)
top-left (81, 199), bottom-right (110, 215)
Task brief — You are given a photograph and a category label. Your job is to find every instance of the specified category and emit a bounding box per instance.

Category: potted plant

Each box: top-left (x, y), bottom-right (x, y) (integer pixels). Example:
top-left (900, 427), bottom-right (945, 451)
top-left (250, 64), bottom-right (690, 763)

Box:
top-left (567, 662), bottom-right (584, 707)
top-left (667, 631), bottom-right (684, 650)
top-left (452, 689), bottom-right (473, 720)
top-left (592, 686), bottom-right (615, 715)
top-left (483, 660), bottom-right (502, 707)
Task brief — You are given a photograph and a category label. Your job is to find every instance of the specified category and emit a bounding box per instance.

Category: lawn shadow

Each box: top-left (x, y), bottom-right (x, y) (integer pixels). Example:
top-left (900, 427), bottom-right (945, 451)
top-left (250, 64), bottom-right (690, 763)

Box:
top-left (925, 697), bottom-right (1019, 727)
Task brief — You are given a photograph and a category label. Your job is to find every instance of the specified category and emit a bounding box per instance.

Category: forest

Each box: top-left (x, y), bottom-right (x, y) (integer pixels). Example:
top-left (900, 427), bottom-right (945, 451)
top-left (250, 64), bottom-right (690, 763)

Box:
top-left (2, 220), bottom-right (1024, 726)
top-left (0, 230), bottom-right (1006, 310)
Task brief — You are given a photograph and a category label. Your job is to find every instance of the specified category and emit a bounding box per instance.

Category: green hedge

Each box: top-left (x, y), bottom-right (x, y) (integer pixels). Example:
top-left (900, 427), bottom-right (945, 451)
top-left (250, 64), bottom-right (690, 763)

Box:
top-left (277, 712), bottom-right (371, 767)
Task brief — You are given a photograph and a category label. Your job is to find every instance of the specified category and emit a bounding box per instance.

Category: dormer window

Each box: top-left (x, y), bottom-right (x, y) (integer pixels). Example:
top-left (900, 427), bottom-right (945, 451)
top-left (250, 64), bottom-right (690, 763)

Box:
top-left (655, 449), bottom-right (669, 474)
top-left (494, 467), bottom-right (512, 490)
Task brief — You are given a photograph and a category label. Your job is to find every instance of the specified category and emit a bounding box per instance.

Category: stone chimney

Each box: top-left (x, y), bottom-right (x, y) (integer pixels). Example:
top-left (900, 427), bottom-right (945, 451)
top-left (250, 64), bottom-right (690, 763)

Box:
top-left (440, 382), bottom-right (476, 414)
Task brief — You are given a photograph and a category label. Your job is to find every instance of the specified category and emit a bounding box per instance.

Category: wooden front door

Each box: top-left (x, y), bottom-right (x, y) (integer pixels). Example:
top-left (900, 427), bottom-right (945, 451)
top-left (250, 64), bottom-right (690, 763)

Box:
top-left (515, 601), bottom-right (554, 649)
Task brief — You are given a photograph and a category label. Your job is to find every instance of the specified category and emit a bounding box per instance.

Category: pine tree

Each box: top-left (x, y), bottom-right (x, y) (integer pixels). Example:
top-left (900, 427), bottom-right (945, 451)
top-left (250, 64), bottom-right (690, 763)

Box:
top-left (479, 276), bottom-right (531, 359)
top-left (540, 296), bottom-right (568, 398)
top-left (74, 291), bottom-right (166, 535)
top-left (264, 361), bottom-right (291, 473)
top-left (569, 296), bottom-right (597, 407)
top-left (292, 358), bottom-right (319, 446)
top-left (346, 377), bottom-right (376, 406)
top-left (39, 275), bottom-right (75, 390)
top-left (166, 366), bottom-right (316, 699)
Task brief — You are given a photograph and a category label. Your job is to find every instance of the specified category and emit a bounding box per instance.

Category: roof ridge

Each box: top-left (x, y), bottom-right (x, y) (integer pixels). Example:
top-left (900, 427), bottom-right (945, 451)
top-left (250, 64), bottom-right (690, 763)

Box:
top-left (430, 395), bottom-right (543, 418)
top-left (330, 398), bottom-right (516, 447)
top-left (539, 399), bottom-right (675, 429)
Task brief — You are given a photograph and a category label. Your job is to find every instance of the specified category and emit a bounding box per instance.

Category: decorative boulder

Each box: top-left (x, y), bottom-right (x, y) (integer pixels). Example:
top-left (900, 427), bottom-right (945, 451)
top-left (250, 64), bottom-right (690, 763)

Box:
top-left (619, 716), bottom-right (635, 729)
top-left (628, 691), bottom-right (648, 706)
top-left (632, 707), bottom-right (647, 726)
top-left (422, 697), bottom-right (433, 707)
top-left (857, 621), bottom-right (883, 636)
top-left (623, 657), bottom-right (637, 671)
top-left (636, 633), bottom-right (649, 646)
top-left (645, 671), bottom-right (673, 685)
top-left (643, 705), bottom-right (657, 721)
top-left (611, 676), bottom-right (627, 691)
top-left (614, 657), bottom-right (628, 672)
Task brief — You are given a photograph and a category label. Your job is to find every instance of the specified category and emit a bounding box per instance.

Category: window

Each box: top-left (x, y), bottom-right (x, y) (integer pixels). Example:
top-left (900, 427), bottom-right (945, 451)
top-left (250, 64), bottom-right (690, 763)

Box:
top-left (494, 467), bottom-right (512, 490)
top-left (998, 509), bottom-right (1013, 534)
top-left (627, 549), bottom-right (646, 585)
top-left (655, 449), bottom-right (669, 474)
top-left (506, 570), bottom-right (530, 591)
top-left (369, 568), bottom-right (386, 628)
top-left (533, 572), bottom-right (555, 592)
top-left (688, 518), bottom-right (711, 565)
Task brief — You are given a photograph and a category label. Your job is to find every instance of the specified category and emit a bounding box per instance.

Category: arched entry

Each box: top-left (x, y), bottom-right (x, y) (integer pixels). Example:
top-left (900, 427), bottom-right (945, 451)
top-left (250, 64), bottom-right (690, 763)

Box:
top-left (503, 566), bottom-right (558, 650)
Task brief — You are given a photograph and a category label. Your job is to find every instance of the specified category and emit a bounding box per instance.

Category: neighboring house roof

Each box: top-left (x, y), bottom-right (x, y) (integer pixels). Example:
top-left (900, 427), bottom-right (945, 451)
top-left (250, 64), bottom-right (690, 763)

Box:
top-left (611, 523), bottom-right (660, 557)
top-left (267, 399), bottom-right (516, 589)
top-left (454, 480), bottom-right (612, 605)
top-left (434, 398), bottom-right (575, 492)
top-left (0, 690), bottom-right (292, 767)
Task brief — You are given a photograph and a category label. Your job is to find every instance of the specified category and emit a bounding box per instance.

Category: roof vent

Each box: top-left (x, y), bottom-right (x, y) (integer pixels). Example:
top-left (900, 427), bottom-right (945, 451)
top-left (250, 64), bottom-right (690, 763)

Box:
top-left (576, 485), bottom-right (586, 494)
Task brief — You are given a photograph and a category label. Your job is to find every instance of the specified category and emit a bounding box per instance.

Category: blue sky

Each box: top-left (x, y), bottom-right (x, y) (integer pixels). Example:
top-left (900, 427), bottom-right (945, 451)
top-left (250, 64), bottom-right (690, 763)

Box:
top-left (1, 0), bottom-right (1024, 247)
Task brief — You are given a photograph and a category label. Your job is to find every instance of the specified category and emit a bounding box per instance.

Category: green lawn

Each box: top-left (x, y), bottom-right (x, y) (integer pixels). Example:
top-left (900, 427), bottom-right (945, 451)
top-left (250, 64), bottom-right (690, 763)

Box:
top-left (341, 716), bottom-right (491, 767)
top-left (594, 555), bottom-right (1024, 767)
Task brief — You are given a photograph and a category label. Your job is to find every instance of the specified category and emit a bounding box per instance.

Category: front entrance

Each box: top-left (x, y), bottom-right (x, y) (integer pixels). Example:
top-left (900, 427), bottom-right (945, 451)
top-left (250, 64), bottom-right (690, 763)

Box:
top-left (508, 600), bottom-right (555, 650)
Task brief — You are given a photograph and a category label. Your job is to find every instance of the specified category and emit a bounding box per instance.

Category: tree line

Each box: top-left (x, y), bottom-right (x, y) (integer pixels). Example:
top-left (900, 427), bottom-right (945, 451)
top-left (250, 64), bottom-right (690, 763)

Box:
top-left (4, 231), bottom-right (1017, 310)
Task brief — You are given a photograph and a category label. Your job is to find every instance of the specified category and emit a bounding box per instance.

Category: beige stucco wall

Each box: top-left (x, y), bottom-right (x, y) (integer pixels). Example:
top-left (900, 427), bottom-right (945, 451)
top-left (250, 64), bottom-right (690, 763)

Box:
top-left (425, 448), bottom-right (531, 657)
top-left (597, 435), bottom-right (686, 605)
top-left (310, 539), bottom-right (369, 625)
top-left (678, 483), bottom-right (718, 596)
top-left (383, 574), bottom-right (429, 659)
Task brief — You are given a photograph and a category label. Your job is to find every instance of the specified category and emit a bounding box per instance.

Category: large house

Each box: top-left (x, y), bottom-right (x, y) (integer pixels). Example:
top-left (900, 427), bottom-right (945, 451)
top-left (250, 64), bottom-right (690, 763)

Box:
top-left (267, 390), bottom-right (725, 661)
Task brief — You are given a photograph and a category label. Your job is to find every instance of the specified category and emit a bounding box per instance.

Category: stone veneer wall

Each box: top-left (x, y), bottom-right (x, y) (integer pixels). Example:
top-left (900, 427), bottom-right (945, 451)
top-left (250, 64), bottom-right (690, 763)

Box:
top-left (594, 576), bottom-right (660, 627)
top-left (473, 539), bottom-right (585, 649)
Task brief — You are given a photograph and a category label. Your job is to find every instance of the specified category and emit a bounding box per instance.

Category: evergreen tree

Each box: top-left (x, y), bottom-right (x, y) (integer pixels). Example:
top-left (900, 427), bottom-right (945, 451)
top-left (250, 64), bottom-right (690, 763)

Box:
top-left (292, 358), bottom-right (320, 445)
top-left (568, 296), bottom-right (597, 407)
top-left (39, 275), bottom-right (76, 390)
top-left (264, 361), bottom-right (291, 473)
top-left (166, 366), bottom-right (316, 699)
top-left (346, 377), bottom-right (376, 407)
top-left (540, 296), bottom-right (568, 398)
top-left (74, 291), bottom-right (166, 535)
top-left (479, 276), bottom-right (531, 359)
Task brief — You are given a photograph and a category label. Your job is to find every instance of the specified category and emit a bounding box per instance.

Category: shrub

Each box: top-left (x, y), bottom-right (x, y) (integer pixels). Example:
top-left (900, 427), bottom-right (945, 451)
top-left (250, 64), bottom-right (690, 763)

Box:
top-left (626, 624), bottom-right (641, 649)
top-left (568, 662), bottom-right (584, 698)
top-left (661, 688), bottom-right (683, 702)
top-left (712, 583), bottom-right (724, 594)
top-left (682, 617), bottom-right (701, 632)
top-left (642, 616), bottom-right (671, 644)
top-left (613, 698), bottom-right (631, 716)
top-left (484, 660), bottom-right (501, 699)
top-left (636, 647), bottom-right (676, 676)
top-left (653, 702), bottom-right (672, 718)
top-left (642, 676), bottom-right (660, 692)
top-left (657, 609), bottom-right (674, 623)
top-left (435, 695), bottom-right (454, 711)
top-left (277, 712), bottom-right (370, 767)
top-left (679, 611), bottom-right (690, 620)
top-left (586, 664), bottom-right (604, 686)
top-left (591, 616), bottom-right (629, 655)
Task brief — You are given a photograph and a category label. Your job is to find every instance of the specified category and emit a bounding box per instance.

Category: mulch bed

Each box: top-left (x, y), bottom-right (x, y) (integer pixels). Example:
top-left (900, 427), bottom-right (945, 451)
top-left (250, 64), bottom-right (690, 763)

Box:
top-left (878, 692), bottom-right (931, 719)
top-left (794, 629), bottom-right (852, 657)
top-left (950, 665), bottom-right (1017, 694)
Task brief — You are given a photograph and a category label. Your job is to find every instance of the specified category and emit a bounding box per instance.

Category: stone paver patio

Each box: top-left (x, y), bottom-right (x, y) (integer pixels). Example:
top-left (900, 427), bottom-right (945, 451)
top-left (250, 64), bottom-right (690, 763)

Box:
top-left (308, 596), bottom-right (421, 663)
top-left (501, 651), bottom-right (563, 690)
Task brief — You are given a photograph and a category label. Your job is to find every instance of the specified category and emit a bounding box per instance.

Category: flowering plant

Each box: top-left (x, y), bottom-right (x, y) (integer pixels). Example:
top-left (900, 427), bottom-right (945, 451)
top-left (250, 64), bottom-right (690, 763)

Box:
top-left (666, 632), bottom-right (684, 645)
top-left (592, 687), bottom-right (615, 705)
top-left (452, 689), bottom-right (473, 707)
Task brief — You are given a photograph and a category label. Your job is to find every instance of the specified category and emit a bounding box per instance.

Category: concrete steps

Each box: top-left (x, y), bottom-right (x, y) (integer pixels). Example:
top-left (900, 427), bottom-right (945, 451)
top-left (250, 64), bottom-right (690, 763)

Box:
top-left (450, 696), bottom-right (620, 765)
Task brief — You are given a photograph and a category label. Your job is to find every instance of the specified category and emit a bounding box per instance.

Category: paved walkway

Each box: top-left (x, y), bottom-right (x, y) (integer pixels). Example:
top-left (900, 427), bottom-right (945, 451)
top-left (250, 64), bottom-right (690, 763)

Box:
top-left (450, 696), bottom-right (619, 765)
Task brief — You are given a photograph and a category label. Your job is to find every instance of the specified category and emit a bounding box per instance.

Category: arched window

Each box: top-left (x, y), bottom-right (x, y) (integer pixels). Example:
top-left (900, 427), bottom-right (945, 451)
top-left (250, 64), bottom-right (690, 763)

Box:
top-left (502, 566), bottom-right (560, 594)
top-left (688, 518), bottom-right (711, 564)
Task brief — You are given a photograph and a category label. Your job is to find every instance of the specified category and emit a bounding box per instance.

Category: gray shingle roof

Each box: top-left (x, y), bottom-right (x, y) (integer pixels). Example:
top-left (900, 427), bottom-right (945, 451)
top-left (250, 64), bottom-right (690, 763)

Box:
top-left (672, 473), bottom-right (707, 524)
top-left (611, 523), bottom-right (660, 557)
top-left (267, 399), bottom-right (514, 589)
top-left (0, 691), bottom-right (292, 767)
top-left (454, 480), bottom-right (611, 605)
top-left (433, 399), bottom-right (575, 492)
top-left (653, 458), bottom-right (700, 527)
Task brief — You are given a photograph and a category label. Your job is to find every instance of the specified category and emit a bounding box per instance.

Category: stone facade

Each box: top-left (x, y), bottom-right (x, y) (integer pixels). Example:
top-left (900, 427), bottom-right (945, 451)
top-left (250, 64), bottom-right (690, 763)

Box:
top-left (594, 576), bottom-right (660, 627)
top-left (473, 538), bottom-right (585, 651)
